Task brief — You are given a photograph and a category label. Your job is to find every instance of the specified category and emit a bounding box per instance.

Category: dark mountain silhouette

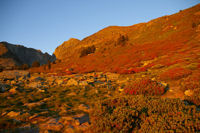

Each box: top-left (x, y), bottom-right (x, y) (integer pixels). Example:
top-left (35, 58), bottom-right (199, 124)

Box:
top-left (0, 41), bottom-right (55, 69)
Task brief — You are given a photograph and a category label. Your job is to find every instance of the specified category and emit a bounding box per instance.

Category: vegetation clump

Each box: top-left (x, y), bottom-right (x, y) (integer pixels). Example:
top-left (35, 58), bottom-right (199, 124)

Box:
top-left (160, 67), bottom-right (192, 80)
top-left (124, 78), bottom-right (166, 96)
top-left (90, 95), bottom-right (200, 133)
top-left (181, 72), bottom-right (200, 105)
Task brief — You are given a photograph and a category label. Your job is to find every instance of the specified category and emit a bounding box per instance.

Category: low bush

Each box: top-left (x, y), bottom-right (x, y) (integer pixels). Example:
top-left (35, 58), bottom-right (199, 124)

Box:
top-left (118, 67), bottom-right (147, 74)
top-left (181, 72), bottom-right (200, 105)
top-left (90, 95), bottom-right (200, 133)
top-left (124, 78), bottom-right (166, 96)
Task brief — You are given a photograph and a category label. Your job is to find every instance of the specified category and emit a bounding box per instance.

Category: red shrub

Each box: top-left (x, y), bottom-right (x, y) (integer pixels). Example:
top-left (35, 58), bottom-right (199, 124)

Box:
top-left (118, 69), bottom-right (130, 74)
top-left (131, 67), bottom-right (147, 73)
top-left (65, 70), bottom-right (72, 75)
top-left (181, 72), bottom-right (200, 105)
top-left (160, 67), bottom-right (192, 80)
top-left (144, 63), bottom-right (155, 69)
top-left (124, 78), bottom-right (166, 96)
top-left (161, 59), bottom-right (183, 67)
top-left (118, 67), bottom-right (147, 74)
top-left (198, 63), bottom-right (200, 69)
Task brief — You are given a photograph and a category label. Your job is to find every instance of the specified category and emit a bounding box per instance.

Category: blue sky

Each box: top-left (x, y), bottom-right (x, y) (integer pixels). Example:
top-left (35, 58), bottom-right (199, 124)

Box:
top-left (0, 0), bottom-right (199, 54)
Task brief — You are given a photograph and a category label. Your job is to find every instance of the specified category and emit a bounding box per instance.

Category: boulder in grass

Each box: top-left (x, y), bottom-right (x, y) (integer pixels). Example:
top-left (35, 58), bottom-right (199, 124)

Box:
top-left (7, 111), bottom-right (20, 118)
top-left (9, 86), bottom-right (19, 94)
top-left (184, 89), bottom-right (194, 97)
top-left (26, 82), bottom-right (41, 88)
top-left (0, 84), bottom-right (6, 93)
top-left (79, 81), bottom-right (88, 86)
top-left (67, 79), bottom-right (78, 86)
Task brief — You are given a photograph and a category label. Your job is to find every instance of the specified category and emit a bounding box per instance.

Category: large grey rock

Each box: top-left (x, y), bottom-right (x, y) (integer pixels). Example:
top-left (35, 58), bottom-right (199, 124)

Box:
top-left (0, 83), bottom-right (6, 93)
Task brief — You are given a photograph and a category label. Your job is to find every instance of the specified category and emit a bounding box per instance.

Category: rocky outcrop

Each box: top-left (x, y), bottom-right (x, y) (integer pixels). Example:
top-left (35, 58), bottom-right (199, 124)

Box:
top-left (54, 38), bottom-right (80, 60)
top-left (0, 42), bottom-right (55, 69)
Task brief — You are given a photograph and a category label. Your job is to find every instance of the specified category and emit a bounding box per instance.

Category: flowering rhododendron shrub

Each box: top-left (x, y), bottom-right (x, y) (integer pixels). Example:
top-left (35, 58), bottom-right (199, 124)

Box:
top-left (124, 78), bottom-right (166, 96)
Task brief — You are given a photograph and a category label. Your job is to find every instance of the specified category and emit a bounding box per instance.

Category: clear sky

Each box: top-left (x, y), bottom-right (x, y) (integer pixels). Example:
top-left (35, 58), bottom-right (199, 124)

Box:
top-left (0, 0), bottom-right (199, 54)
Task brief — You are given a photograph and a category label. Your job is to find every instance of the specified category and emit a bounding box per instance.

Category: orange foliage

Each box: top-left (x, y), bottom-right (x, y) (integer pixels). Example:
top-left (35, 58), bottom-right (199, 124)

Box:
top-left (160, 67), bottom-right (192, 80)
top-left (124, 78), bottom-right (165, 96)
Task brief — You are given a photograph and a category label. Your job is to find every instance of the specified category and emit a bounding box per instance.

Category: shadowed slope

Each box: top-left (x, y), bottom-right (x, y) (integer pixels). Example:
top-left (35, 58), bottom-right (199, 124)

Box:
top-left (0, 42), bottom-right (55, 69)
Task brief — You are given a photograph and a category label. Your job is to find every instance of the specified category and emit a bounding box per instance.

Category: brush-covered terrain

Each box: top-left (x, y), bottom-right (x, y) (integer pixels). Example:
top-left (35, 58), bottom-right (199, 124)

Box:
top-left (0, 71), bottom-right (200, 132)
top-left (0, 4), bottom-right (200, 133)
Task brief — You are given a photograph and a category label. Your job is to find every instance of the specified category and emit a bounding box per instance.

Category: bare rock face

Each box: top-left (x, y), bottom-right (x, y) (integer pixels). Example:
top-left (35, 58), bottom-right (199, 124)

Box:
top-left (0, 42), bottom-right (55, 69)
top-left (54, 38), bottom-right (80, 60)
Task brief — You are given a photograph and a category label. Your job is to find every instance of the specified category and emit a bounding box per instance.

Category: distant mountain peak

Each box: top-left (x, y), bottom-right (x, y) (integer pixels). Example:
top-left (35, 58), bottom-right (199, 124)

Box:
top-left (0, 42), bottom-right (55, 69)
top-left (54, 38), bottom-right (80, 60)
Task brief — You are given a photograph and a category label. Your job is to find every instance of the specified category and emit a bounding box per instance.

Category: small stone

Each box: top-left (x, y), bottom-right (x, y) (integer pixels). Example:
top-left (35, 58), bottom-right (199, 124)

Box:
top-left (118, 87), bottom-right (124, 92)
top-left (184, 90), bottom-right (194, 97)
top-left (30, 76), bottom-right (44, 82)
top-left (9, 87), bottom-right (18, 94)
top-left (160, 81), bottom-right (168, 87)
top-left (11, 80), bottom-right (16, 85)
top-left (56, 79), bottom-right (64, 85)
top-left (0, 85), bottom-right (6, 93)
top-left (29, 114), bottom-right (38, 120)
top-left (25, 101), bottom-right (44, 109)
top-left (68, 92), bottom-right (76, 96)
top-left (78, 104), bottom-right (90, 112)
top-left (27, 82), bottom-right (41, 88)
top-left (75, 120), bottom-right (80, 126)
top-left (38, 89), bottom-right (45, 93)
top-left (79, 81), bottom-right (88, 86)
top-left (67, 79), bottom-right (78, 86)
top-left (7, 111), bottom-right (20, 118)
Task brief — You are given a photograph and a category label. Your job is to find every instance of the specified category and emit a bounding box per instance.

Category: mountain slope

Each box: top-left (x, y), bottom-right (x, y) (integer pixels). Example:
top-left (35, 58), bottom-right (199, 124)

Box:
top-left (0, 42), bottom-right (55, 69)
top-left (52, 4), bottom-right (200, 74)
top-left (54, 38), bottom-right (80, 60)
